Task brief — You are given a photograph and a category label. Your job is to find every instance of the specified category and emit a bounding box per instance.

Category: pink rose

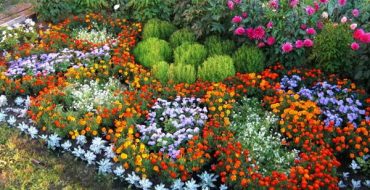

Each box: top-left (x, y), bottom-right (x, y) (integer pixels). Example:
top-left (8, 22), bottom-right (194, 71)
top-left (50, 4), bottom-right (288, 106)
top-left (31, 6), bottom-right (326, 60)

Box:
top-left (269, 0), bottom-right (279, 9)
top-left (306, 28), bottom-right (316, 35)
top-left (295, 40), bottom-right (304, 48)
top-left (232, 16), bottom-right (243, 24)
top-left (282, 42), bottom-right (294, 53)
top-left (314, 2), bottom-right (320, 11)
top-left (300, 24), bottom-right (307, 30)
top-left (305, 6), bottom-right (315, 15)
top-left (304, 39), bottom-right (314, 47)
top-left (227, 0), bottom-right (234, 10)
top-left (253, 26), bottom-right (266, 40)
top-left (360, 33), bottom-right (370, 43)
top-left (317, 21), bottom-right (324, 30)
top-left (289, 0), bottom-right (299, 7)
top-left (258, 42), bottom-right (266, 48)
top-left (351, 42), bottom-right (360, 50)
top-left (266, 36), bottom-right (276, 46)
top-left (341, 16), bottom-right (348, 23)
top-left (350, 23), bottom-right (357, 30)
top-left (242, 12), bottom-right (248, 18)
top-left (320, 0), bottom-right (329, 3)
top-left (234, 27), bottom-right (245, 35)
top-left (267, 21), bottom-right (274, 29)
top-left (245, 27), bottom-right (254, 39)
top-left (338, 0), bottom-right (346, 6)
top-left (352, 9), bottom-right (360, 17)
top-left (353, 29), bottom-right (365, 40)
top-left (233, 0), bottom-right (242, 4)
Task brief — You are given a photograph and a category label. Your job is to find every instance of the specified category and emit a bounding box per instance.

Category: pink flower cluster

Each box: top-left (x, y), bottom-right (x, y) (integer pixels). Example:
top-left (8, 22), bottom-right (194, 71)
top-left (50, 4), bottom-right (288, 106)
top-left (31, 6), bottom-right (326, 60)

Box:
top-left (354, 29), bottom-right (370, 43)
top-left (227, 0), bottom-right (241, 10)
top-left (282, 39), bottom-right (314, 53)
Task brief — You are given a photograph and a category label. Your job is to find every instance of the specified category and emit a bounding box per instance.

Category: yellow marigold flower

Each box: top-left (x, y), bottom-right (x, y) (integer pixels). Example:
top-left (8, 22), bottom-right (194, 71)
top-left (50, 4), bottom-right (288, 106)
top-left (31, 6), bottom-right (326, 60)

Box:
top-left (120, 153), bottom-right (128, 159)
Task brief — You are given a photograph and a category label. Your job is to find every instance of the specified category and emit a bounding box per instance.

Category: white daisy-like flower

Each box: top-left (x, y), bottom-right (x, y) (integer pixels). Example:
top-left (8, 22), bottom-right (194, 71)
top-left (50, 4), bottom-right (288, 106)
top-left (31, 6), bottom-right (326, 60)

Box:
top-left (171, 179), bottom-right (184, 190)
top-left (61, 140), bottom-right (72, 151)
top-left (113, 165), bottom-right (125, 178)
top-left (198, 172), bottom-right (218, 188)
top-left (154, 183), bottom-right (168, 190)
top-left (39, 134), bottom-right (48, 141)
top-left (184, 178), bottom-right (199, 190)
top-left (350, 160), bottom-right (361, 171)
top-left (220, 184), bottom-right (228, 190)
top-left (126, 172), bottom-right (140, 185)
top-left (76, 135), bottom-right (87, 145)
top-left (113, 4), bottom-right (120, 10)
top-left (90, 137), bottom-right (106, 154)
top-left (104, 144), bottom-right (116, 158)
top-left (338, 180), bottom-right (346, 188)
top-left (97, 158), bottom-right (113, 174)
top-left (7, 115), bottom-right (17, 126)
top-left (24, 96), bottom-right (31, 108)
top-left (0, 95), bottom-right (8, 107)
top-left (139, 178), bottom-right (152, 190)
top-left (0, 110), bottom-right (7, 122)
top-left (84, 150), bottom-right (96, 165)
top-left (47, 133), bottom-right (61, 150)
top-left (14, 97), bottom-right (24, 106)
top-left (27, 126), bottom-right (38, 138)
top-left (351, 179), bottom-right (361, 189)
top-left (72, 146), bottom-right (85, 158)
top-left (17, 122), bottom-right (29, 132)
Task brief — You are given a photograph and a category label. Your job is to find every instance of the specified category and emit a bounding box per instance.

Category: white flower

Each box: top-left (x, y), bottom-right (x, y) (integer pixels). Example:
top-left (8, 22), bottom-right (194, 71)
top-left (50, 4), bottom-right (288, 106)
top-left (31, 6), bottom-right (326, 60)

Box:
top-left (97, 158), bottom-right (113, 174)
top-left (220, 184), bottom-right (228, 190)
top-left (84, 150), bottom-right (96, 165)
top-left (72, 146), bottom-right (85, 158)
top-left (114, 4), bottom-right (120, 10)
top-left (171, 179), bottom-right (184, 190)
top-left (7, 116), bottom-right (17, 126)
top-left (350, 23), bottom-right (358, 30)
top-left (139, 178), bottom-right (153, 190)
top-left (341, 16), bottom-right (348, 23)
top-left (104, 144), bottom-right (116, 158)
top-left (351, 179), bottom-right (361, 189)
top-left (155, 183), bottom-right (168, 190)
top-left (321, 11), bottom-right (328, 19)
top-left (39, 134), bottom-right (48, 141)
top-left (350, 160), bottom-right (360, 171)
top-left (47, 134), bottom-right (61, 150)
top-left (14, 97), bottom-right (24, 106)
top-left (342, 172), bottom-right (350, 179)
top-left (184, 178), bottom-right (199, 190)
top-left (90, 137), bottom-right (106, 154)
top-left (61, 140), bottom-right (72, 151)
top-left (24, 96), bottom-right (31, 108)
top-left (126, 172), bottom-right (140, 185)
top-left (338, 180), bottom-right (346, 188)
top-left (113, 165), bottom-right (125, 178)
top-left (17, 122), bottom-right (29, 132)
top-left (198, 172), bottom-right (218, 188)
top-left (0, 95), bottom-right (8, 107)
top-left (27, 126), bottom-right (38, 138)
top-left (0, 110), bottom-right (7, 122)
top-left (76, 135), bottom-right (87, 145)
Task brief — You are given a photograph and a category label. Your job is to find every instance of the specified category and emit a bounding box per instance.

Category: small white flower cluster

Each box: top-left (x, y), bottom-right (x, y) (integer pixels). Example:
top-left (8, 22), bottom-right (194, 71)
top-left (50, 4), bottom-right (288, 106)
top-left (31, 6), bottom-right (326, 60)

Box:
top-left (338, 157), bottom-right (370, 189)
top-left (0, 19), bottom-right (37, 47)
top-left (73, 24), bottom-right (115, 44)
top-left (65, 78), bottom-right (122, 113)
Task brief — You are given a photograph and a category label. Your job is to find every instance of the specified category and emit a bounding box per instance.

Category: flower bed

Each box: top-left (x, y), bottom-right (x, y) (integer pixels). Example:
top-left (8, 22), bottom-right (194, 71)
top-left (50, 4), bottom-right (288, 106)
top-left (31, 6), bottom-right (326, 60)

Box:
top-left (0, 12), bottom-right (370, 190)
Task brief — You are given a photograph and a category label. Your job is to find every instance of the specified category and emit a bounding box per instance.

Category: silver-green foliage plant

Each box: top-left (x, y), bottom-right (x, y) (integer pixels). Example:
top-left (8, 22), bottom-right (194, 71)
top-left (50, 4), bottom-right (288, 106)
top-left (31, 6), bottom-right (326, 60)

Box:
top-left (168, 64), bottom-right (196, 84)
top-left (133, 38), bottom-right (172, 68)
top-left (232, 45), bottom-right (266, 73)
top-left (174, 43), bottom-right (207, 67)
top-left (142, 19), bottom-right (177, 40)
top-left (231, 98), bottom-right (297, 175)
top-left (152, 61), bottom-right (170, 83)
top-left (204, 35), bottom-right (235, 56)
top-left (198, 55), bottom-right (235, 82)
top-left (169, 28), bottom-right (197, 48)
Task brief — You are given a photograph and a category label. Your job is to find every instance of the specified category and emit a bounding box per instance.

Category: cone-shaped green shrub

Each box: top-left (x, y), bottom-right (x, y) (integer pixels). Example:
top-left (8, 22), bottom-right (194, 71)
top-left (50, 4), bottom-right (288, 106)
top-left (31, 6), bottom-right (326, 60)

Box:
top-left (204, 35), bottom-right (235, 56)
top-left (152, 61), bottom-right (170, 83)
top-left (168, 64), bottom-right (196, 84)
top-left (133, 38), bottom-right (172, 68)
top-left (232, 45), bottom-right (266, 73)
top-left (142, 19), bottom-right (177, 40)
top-left (174, 43), bottom-right (207, 68)
top-left (169, 28), bottom-right (197, 48)
top-left (198, 55), bottom-right (235, 82)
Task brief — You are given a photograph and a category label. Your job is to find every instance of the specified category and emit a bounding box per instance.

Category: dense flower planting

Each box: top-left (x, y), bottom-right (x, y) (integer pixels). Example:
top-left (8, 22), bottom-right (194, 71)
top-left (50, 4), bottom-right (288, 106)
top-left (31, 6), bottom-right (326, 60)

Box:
top-left (0, 12), bottom-right (369, 189)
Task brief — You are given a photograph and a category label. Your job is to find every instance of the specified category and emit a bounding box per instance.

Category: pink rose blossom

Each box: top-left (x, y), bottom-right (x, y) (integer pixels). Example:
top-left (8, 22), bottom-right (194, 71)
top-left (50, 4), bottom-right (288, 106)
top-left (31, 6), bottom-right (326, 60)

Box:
top-left (266, 36), bottom-right (276, 46)
top-left (306, 28), bottom-right (316, 35)
top-left (352, 9), bottom-right (360, 17)
top-left (305, 6), bottom-right (316, 15)
top-left (304, 39), bottom-right (314, 47)
top-left (341, 16), bottom-right (348, 23)
top-left (314, 2), bottom-right (320, 11)
top-left (317, 21), bottom-right (324, 30)
top-left (232, 16), bottom-right (243, 24)
top-left (350, 23), bottom-right (357, 30)
top-left (242, 12), bottom-right (248, 18)
top-left (295, 40), bottom-right (304, 48)
top-left (353, 29), bottom-right (365, 40)
top-left (245, 27), bottom-right (254, 39)
top-left (267, 21), bottom-right (274, 29)
top-left (234, 27), bottom-right (245, 35)
top-left (300, 24), bottom-right (307, 30)
top-left (227, 1), bottom-right (235, 10)
top-left (258, 42), bottom-right (266, 48)
top-left (351, 42), bottom-right (360, 50)
top-left (320, 0), bottom-right (329, 3)
top-left (253, 26), bottom-right (266, 40)
top-left (233, 0), bottom-right (242, 4)
top-left (360, 33), bottom-right (370, 43)
top-left (289, 0), bottom-right (299, 7)
top-left (282, 42), bottom-right (294, 53)
top-left (269, 0), bottom-right (279, 9)
top-left (338, 0), bottom-right (347, 6)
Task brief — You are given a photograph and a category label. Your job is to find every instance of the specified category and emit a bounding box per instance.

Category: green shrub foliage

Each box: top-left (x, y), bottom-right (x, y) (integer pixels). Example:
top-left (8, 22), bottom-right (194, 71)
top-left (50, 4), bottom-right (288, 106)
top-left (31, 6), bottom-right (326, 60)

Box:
top-left (133, 38), bottom-right (172, 68)
top-left (311, 23), bottom-right (353, 74)
top-left (233, 45), bottom-right (266, 73)
top-left (125, 0), bottom-right (174, 22)
top-left (198, 55), bottom-right (235, 82)
top-left (169, 28), bottom-right (197, 48)
top-left (204, 35), bottom-right (235, 56)
top-left (168, 64), bottom-right (197, 84)
top-left (174, 43), bottom-right (207, 67)
top-left (142, 19), bottom-right (177, 40)
top-left (152, 61), bottom-right (170, 83)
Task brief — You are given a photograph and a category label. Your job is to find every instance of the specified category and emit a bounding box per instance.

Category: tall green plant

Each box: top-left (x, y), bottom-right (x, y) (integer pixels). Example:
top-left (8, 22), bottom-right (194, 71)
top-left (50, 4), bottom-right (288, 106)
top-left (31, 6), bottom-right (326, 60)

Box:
top-left (133, 38), bottom-right (172, 68)
top-left (152, 61), bottom-right (170, 83)
top-left (198, 55), bottom-right (235, 82)
top-left (204, 35), bottom-right (235, 56)
top-left (174, 43), bottom-right (207, 68)
top-left (168, 64), bottom-right (196, 84)
top-left (142, 19), bottom-right (177, 40)
top-left (169, 28), bottom-right (196, 48)
top-left (233, 45), bottom-right (266, 73)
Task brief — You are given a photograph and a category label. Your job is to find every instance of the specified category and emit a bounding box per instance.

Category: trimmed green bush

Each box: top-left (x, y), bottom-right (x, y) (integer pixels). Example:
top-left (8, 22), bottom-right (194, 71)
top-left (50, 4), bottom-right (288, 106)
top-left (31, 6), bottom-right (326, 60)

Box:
top-left (133, 38), bottom-right (172, 68)
top-left (168, 64), bottom-right (197, 84)
top-left (142, 19), bottom-right (177, 40)
top-left (311, 23), bottom-right (353, 74)
top-left (204, 35), bottom-right (235, 56)
top-left (198, 55), bottom-right (235, 82)
top-left (169, 28), bottom-right (197, 48)
top-left (152, 61), bottom-right (170, 83)
top-left (174, 43), bottom-right (207, 67)
top-left (233, 45), bottom-right (266, 73)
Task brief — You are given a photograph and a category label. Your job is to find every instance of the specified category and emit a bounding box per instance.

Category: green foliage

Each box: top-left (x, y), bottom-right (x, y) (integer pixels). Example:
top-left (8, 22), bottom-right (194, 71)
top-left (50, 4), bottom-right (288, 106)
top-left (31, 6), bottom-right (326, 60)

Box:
top-left (198, 55), bottom-right (235, 82)
top-left (126, 0), bottom-right (174, 22)
top-left (133, 38), bottom-right (172, 68)
top-left (174, 43), bottom-right (207, 67)
top-left (355, 156), bottom-right (370, 177)
top-left (169, 28), bottom-right (196, 48)
top-left (168, 64), bottom-right (196, 84)
top-left (204, 35), bottom-right (235, 56)
top-left (142, 19), bottom-right (177, 40)
top-left (78, 0), bottom-right (108, 10)
top-left (36, 0), bottom-right (77, 23)
top-left (233, 45), bottom-right (266, 73)
top-left (152, 61), bottom-right (170, 83)
top-left (311, 23), bottom-right (353, 74)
